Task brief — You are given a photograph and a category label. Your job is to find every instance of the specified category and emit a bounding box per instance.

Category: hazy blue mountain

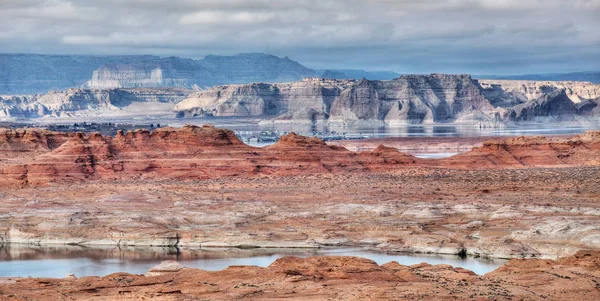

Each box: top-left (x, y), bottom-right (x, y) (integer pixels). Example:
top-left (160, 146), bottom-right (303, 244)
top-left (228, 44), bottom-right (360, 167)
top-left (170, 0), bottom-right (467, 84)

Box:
top-left (476, 71), bottom-right (600, 84)
top-left (317, 69), bottom-right (401, 80)
top-left (0, 54), bottom-right (157, 94)
top-left (0, 53), bottom-right (317, 94)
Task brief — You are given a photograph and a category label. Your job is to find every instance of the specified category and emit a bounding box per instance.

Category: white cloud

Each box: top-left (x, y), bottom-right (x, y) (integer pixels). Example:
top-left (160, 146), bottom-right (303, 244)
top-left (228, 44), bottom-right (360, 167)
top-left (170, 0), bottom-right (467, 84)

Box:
top-left (0, 0), bottom-right (597, 73)
top-left (179, 10), bottom-right (278, 25)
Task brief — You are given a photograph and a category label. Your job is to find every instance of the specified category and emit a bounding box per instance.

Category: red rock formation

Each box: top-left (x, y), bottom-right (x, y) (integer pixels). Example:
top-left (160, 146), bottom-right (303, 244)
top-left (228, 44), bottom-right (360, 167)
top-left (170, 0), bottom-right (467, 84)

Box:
top-left (0, 128), bottom-right (70, 152)
top-left (0, 126), bottom-right (599, 187)
top-left (440, 131), bottom-right (600, 168)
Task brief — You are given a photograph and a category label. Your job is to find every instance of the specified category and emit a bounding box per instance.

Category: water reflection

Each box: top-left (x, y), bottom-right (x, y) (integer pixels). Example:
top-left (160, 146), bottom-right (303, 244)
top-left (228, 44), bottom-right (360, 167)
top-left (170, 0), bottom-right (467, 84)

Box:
top-left (166, 117), bottom-right (599, 138)
top-left (0, 245), bottom-right (506, 278)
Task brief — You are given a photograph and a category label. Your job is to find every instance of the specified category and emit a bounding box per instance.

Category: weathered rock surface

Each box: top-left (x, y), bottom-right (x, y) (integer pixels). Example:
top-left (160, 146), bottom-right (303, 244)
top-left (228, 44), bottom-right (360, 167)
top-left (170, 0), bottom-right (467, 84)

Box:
top-left (0, 88), bottom-right (190, 118)
top-left (146, 261), bottom-right (186, 276)
top-left (441, 131), bottom-right (600, 168)
top-left (2, 251), bottom-right (599, 300)
top-left (478, 79), bottom-right (600, 105)
top-left (1, 126), bottom-right (599, 187)
top-left (175, 75), bottom-right (600, 125)
top-left (0, 95), bottom-right (47, 118)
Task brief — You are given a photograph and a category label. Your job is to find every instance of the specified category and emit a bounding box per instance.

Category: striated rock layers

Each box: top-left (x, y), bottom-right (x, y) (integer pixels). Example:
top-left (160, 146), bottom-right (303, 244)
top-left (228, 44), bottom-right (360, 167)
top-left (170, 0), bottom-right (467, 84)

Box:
top-left (3, 251), bottom-right (600, 300)
top-left (0, 125), bottom-right (599, 187)
top-left (0, 88), bottom-right (191, 118)
top-left (174, 75), bottom-right (494, 124)
top-left (174, 75), bottom-right (600, 125)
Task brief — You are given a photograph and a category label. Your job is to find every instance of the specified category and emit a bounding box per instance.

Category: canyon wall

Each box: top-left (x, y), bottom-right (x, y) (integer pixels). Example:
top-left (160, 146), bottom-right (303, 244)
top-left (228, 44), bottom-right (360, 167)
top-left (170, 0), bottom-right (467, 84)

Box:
top-left (0, 88), bottom-right (191, 118)
top-left (174, 75), bottom-right (600, 125)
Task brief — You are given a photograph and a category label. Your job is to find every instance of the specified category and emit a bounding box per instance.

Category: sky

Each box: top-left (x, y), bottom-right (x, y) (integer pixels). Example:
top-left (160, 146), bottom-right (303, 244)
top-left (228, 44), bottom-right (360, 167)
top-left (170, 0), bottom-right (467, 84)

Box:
top-left (0, 0), bottom-right (599, 74)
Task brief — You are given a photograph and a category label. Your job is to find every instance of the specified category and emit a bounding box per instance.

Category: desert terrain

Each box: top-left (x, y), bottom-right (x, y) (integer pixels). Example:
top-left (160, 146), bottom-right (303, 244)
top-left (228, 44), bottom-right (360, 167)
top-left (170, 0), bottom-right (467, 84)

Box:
top-left (0, 125), bottom-right (599, 299)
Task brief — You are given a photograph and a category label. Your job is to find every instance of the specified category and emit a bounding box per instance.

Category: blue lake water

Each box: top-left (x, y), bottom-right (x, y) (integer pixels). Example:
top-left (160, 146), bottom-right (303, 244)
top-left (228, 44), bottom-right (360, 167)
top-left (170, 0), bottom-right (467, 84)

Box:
top-left (0, 246), bottom-right (506, 278)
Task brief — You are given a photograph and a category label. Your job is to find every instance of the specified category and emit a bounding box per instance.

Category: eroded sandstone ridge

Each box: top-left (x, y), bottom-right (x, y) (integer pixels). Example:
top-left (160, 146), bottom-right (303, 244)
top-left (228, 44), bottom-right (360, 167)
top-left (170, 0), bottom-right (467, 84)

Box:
top-left (1, 126), bottom-right (599, 187)
top-left (174, 75), bottom-right (600, 125)
top-left (2, 251), bottom-right (599, 300)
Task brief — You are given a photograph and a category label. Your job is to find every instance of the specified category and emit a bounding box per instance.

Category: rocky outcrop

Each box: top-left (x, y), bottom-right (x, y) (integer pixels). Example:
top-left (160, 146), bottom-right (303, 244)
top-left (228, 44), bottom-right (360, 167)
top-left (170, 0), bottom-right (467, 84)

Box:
top-left (146, 261), bottom-right (186, 276)
top-left (0, 88), bottom-right (190, 118)
top-left (478, 79), bottom-right (600, 106)
top-left (175, 75), bottom-right (600, 125)
top-left (441, 131), bottom-right (600, 168)
top-left (1, 126), bottom-right (599, 187)
top-left (3, 252), bottom-right (600, 300)
top-left (0, 95), bottom-right (47, 118)
top-left (0, 128), bottom-right (71, 152)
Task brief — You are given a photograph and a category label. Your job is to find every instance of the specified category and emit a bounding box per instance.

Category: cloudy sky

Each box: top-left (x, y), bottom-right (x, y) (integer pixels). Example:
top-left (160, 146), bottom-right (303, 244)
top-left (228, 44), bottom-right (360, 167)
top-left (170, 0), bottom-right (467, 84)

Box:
top-left (1, 0), bottom-right (599, 74)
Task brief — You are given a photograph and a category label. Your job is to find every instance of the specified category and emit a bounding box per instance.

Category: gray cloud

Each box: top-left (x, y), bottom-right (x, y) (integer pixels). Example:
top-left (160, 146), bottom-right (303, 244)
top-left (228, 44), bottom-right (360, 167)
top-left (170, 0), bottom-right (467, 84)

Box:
top-left (0, 0), bottom-right (598, 74)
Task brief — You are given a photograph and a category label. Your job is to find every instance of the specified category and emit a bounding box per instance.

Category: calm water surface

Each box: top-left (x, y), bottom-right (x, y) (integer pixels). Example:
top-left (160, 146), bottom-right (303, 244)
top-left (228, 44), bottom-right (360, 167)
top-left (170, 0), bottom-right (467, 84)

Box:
top-left (0, 246), bottom-right (506, 278)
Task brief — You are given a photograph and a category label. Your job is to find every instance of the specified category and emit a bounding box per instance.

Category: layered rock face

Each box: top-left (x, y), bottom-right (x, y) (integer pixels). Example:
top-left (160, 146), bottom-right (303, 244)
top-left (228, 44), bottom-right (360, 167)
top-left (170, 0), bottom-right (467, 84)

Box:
top-left (175, 75), bottom-right (495, 124)
top-left (0, 95), bottom-right (46, 118)
top-left (478, 79), bottom-right (600, 106)
top-left (0, 125), bottom-right (413, 186)
top-left (0, 88), bottom-right (190, 118)
top-left (175, 75), bottom-right (600, 125)
top-left (1, 125), bottom-right (599, 187)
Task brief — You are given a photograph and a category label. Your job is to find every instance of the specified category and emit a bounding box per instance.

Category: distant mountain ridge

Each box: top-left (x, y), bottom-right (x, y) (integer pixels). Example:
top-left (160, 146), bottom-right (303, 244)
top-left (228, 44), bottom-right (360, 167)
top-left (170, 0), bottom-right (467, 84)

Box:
top-left (0, 53), bottom-right (400, 94)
